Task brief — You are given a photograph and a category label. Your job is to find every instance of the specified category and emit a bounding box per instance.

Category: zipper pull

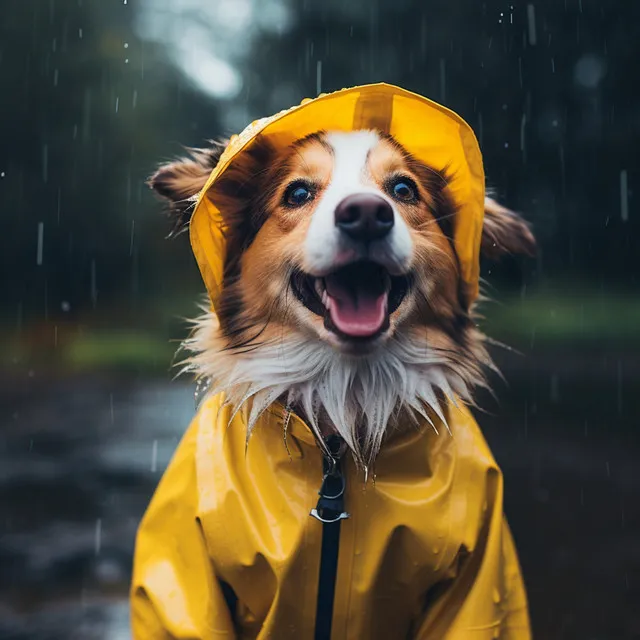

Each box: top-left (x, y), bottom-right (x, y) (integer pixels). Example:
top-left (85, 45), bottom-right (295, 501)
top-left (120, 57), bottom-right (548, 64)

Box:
top-left (310, 435), bottom-right (350, 523)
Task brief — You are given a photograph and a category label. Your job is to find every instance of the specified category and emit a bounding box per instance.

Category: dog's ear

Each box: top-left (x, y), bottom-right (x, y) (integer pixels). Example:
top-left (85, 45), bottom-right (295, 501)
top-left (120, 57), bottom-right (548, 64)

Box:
top-left (481, 196), bottom-right (536, 260)
top-left (149, 139), bottom-right (228, 237)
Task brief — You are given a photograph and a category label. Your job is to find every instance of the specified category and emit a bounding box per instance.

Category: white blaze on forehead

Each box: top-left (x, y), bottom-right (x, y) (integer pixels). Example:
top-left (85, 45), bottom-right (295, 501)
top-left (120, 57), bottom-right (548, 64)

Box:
top-left (326, 130), bottom-right (380, 183)
top-left (303, 130), bottom-right (413, 276)
top-left (303, 131), bottom-right (379, 273)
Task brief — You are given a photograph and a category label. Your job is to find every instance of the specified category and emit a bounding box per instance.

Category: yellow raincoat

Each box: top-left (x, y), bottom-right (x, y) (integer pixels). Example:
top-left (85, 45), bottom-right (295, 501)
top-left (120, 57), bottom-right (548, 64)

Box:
top-left (130, 84), bottom-right (531, 639)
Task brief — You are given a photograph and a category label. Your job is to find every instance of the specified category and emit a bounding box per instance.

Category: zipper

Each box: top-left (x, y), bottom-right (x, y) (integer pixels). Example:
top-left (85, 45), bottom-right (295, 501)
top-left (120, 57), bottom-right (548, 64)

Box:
top-left (310, 435), bottom-right (349, 640)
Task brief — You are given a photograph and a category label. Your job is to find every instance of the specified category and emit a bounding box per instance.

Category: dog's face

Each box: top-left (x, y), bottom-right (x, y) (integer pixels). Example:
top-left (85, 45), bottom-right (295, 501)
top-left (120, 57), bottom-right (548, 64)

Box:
top-left (230, 130), bottom-right (463, 356)
top-left (151, 129), bottom-right (535, 463)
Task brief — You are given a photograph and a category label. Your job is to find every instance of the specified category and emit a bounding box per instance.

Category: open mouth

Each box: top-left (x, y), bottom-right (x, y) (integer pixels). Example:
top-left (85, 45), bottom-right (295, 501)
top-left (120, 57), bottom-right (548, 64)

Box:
top-left (291, 261), bottom-right (410, 340)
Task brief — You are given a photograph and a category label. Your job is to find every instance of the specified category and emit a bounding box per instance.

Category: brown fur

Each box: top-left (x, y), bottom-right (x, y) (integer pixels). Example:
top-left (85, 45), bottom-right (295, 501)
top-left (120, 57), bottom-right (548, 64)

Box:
top-left (148, 139), bottom-right (228, 237)
top-left (482, 196), bottom-right (537, 260)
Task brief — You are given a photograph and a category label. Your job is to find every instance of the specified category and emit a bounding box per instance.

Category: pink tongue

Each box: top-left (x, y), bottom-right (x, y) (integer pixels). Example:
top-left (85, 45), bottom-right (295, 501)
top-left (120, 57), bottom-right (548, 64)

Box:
top-left (325, 277), bottom-right (389, 338)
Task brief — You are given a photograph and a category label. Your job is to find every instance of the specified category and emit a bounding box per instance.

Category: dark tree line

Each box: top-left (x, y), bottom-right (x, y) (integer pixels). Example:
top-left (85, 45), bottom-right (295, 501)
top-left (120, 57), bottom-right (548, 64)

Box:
top-left (1, 0), bottom-right (638, 326)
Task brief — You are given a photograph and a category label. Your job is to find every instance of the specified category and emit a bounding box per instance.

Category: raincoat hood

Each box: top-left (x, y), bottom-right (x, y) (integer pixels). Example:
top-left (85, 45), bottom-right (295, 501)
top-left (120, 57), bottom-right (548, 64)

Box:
top-left (189, 83), bottom-right (485, 307)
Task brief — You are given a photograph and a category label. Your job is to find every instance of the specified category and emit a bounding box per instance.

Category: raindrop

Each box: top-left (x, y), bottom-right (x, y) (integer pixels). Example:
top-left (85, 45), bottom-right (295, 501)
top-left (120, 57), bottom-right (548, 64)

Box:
top-left (36, 222), bottom-right (44, 266)
top-left (0, 171), bottom-right (5, 178)
top-left (195, 378), bottom-right (212, 409)
top-left (316, 60), bottom-right (322, 95)
top-left (61, 300), bottom-right (70, 312)
top-left (125, 58), bottom-right (129, 64)
top-left (551, 57), bottom-right (555, 73)
top-left (78, 28), bottom-right (83, 39)
top-left (129, 220), bottom-right (135, 256)
top-left (151, 439), bottom-right (158, 472)
top-left (53, 69), bottom-right (59, 86)
top-left (115, 96), bottom-right (119, 113)
top-left (526, 4), bottom-right (537, 46)
top-left (124, 42), bottom-right (129, 49)
top-left (620, 170), bottom-right (628, 222)
top-left (520, 114), bottom-right (527, 162)
top-left (132, 90), bottom-right (138, 109)
top-left (95, 518), bottom-right (102, 555)
top-left (518, 57), bottom-right (523, 88)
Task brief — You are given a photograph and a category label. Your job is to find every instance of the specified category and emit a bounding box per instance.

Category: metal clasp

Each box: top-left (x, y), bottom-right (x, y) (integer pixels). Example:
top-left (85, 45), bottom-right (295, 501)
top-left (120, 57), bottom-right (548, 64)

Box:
top-left (310, 435), bottom-right (350, 522)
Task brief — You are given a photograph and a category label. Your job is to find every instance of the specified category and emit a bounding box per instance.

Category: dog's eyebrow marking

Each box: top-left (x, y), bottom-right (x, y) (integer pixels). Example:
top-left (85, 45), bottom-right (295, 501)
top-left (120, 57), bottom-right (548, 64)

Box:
top-left (292, 130), bottom-right (334, 156)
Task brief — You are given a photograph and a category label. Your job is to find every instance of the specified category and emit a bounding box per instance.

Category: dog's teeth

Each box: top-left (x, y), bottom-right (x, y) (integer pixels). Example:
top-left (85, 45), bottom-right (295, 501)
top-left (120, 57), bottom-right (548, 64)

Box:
top-left (322, 291), bottom-right (329, 307)
top-left (314, 278), bottom-right (324, 299)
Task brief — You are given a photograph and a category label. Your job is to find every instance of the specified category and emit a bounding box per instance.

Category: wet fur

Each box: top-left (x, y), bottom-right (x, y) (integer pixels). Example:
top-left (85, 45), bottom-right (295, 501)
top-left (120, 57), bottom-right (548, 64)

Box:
top-left (150, 131), bottom-right (535, 465)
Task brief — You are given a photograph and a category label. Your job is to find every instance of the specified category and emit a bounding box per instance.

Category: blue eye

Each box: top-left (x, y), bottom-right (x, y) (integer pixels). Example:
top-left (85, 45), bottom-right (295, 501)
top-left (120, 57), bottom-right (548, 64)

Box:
top-left (391, 179), bottom-right (417, 201)
top-left (285, 183), bottom-right (313, 206)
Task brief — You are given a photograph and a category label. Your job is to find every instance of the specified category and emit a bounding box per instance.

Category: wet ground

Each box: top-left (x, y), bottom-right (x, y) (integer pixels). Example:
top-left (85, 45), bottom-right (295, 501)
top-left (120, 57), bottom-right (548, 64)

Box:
top-left (0, 347), bottom-right (639, 639)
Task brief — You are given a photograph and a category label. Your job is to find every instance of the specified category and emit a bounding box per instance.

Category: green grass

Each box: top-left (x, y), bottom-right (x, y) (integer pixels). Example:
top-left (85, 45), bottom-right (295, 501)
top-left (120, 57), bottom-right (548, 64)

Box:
top-left (481, 291), bottom-right (640, 346)
top-left (64, 332), bottom-right (179, 373)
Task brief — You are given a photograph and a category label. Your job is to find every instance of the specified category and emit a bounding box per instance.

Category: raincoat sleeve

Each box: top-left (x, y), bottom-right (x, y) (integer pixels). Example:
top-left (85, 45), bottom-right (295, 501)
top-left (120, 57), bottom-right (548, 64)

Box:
top-left (130, 418), bottom-right (236, 639)
top-left (413, 486), bottom-right (530, 639)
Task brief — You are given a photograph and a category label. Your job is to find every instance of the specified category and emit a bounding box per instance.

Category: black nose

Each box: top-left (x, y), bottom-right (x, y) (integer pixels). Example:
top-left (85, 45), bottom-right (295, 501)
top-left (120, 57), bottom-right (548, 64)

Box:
top-left (334, 193), bottom-right (394, 242)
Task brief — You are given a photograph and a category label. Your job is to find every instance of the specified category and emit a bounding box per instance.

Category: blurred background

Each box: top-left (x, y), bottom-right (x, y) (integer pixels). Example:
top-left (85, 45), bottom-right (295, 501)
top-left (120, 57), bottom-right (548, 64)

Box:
top-left (0, 0), bottom-right (638, 638)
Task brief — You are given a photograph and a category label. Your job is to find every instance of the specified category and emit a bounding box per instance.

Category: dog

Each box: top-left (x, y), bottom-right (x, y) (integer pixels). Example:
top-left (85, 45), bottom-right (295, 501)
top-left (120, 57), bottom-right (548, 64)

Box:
top-left (131, 86), bottom-right (535, 640)
top-left (151, 129), bottom-right (534, 466)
